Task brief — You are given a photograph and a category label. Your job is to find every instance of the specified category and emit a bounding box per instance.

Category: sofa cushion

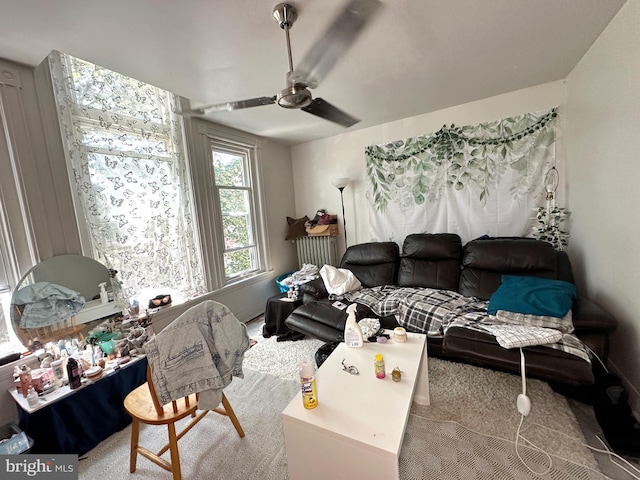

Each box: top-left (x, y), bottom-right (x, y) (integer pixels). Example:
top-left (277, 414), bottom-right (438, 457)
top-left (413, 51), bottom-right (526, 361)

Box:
top-left (398, 233), bottom-right (462, 291)
top-left (459, 237), bottom-right (558, 300)
top-left (340, 242), bottom-right (399, 287)
top-left (488, 275), bottom-right (576, 317)
top-left (443, 325), bottom-right (594, 385)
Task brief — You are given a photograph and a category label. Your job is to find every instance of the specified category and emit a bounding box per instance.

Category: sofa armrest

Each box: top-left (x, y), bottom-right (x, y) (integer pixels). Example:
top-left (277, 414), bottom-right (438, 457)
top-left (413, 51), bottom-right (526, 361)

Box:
top-left (300, 278), bottom-right (329, 302)
top-left (572, 296), bottom-right (617, 333)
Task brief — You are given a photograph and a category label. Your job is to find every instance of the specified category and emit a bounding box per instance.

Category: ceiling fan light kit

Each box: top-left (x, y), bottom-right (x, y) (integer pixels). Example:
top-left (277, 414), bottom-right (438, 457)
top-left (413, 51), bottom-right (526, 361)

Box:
top-left (188, 0), bottom-right (382, 127)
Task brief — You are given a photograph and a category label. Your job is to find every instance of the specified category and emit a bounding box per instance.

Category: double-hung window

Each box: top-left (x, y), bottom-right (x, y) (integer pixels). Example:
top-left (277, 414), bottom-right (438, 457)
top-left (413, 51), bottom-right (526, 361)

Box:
top-left (212, 144), bottom-right (260, 282)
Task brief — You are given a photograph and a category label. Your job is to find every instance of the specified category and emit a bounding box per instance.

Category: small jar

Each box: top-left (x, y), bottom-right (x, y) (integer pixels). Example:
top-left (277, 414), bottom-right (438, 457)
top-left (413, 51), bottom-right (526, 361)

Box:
top-left (393, 327), bottom-right (407, 343)
top-left (392, 367), bottom-right (402, 382)
top-left (374, 353), bottom-right (385, 379)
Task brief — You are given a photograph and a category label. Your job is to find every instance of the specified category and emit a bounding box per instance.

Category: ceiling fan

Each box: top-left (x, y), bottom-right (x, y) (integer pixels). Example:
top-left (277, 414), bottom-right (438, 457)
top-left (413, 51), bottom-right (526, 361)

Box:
top-left (188, 0), bottom-right (382, 128)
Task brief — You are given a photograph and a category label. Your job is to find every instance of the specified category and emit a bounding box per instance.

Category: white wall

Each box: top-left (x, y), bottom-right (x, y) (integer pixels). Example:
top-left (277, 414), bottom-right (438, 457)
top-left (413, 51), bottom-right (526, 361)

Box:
top-left (291, 81), bottom-right (567, 257)
top-left (564, 0), bottom-right (640, 413)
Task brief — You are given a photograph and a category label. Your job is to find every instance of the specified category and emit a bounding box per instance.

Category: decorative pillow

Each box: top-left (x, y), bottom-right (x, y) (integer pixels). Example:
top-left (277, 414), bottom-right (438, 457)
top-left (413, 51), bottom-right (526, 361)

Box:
top-left (488, 275), bottom-right (576, 318)
top-left (320, 265), bottom-right (362, 295)
top-left (284, 216), bottom-right (309, 241)
top-left (495, 309), bottom-right (574, 334)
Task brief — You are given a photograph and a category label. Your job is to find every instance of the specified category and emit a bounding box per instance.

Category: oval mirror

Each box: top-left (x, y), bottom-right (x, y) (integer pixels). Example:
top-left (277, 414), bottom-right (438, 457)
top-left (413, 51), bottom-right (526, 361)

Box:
top-left (10, 255), bottom-right (118, 346)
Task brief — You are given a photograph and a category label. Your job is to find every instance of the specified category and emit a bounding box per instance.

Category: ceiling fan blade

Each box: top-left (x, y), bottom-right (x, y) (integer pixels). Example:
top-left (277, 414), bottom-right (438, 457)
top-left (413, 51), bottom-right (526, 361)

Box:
top-left (295, 0), bottom-right (382, 88)
top-left (301, 98), bottom-right (359, 127)
top-left (192, 96), bottom-right (277, 114)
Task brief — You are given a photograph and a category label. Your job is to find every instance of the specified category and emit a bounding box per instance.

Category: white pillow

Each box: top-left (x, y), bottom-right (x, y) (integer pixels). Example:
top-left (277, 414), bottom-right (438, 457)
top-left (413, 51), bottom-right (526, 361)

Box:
top-left (320, 265), bottom-right (362, 295)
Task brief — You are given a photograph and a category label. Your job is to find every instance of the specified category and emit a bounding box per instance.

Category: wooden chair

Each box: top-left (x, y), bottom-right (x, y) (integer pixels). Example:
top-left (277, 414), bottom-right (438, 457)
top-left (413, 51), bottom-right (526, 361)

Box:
top-left (123, 364), bottom-right (245, 480)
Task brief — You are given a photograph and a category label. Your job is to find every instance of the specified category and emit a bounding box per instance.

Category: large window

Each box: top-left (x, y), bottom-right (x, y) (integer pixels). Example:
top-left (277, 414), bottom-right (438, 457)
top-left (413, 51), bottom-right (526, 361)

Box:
top-left (49, 51), bottom-right (266, 305)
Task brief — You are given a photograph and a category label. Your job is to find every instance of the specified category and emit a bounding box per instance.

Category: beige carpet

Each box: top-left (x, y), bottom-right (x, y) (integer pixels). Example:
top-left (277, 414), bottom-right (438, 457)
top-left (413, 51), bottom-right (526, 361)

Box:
top-left (411, 356), bottom-right (600, 469)
top-left (78, 368), bottom-right (298, 479)
top-left (77, 335), bottom-right (608, 479)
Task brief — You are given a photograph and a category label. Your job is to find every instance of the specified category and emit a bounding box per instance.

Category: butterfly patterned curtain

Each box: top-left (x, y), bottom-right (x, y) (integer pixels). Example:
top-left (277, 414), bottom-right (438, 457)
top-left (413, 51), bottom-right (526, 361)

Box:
top-left (49, 51), bottom-right (206, 307)
top-left (365, 108), bottom-right (558, 245)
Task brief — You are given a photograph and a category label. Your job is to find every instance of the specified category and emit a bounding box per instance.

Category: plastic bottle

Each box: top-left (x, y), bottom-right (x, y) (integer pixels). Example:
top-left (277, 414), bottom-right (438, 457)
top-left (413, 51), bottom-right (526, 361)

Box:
top-left (299, 357), bottom-right (318, 409)
top-left (374, 353), bottom-right (386, 379)
top-left (344, 304), bottom-right (364, 348)
top-left (67, 357), bottom-right (82, 390)
top-left (51, 358), bottom-right (64, 388)
top-left (99, 282), bottom-right (108, 303)
top-left (27, 386), bottom-right (39, 408)
top-left (19, 365), bottom-right (32, 397)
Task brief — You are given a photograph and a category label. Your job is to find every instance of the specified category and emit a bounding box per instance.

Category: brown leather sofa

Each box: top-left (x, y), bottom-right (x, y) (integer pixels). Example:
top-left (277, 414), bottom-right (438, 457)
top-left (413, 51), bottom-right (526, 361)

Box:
top-left (285, 234), bottom-right (617, 386)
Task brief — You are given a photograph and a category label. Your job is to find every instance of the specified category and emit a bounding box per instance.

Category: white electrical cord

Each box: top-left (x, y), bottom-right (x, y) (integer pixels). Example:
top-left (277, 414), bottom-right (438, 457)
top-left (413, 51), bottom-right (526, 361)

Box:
top-left (515, 347), bottom-right (640, 480)
top-left (515, 348), bottom-right (553, 476)
top-left (585, 343), bottom-right (610, 373)
top-left (515, 414), bottom-right (553, 476)
top-left (422, 417), bottom-right (615, 479)
top-left (520, 421), bottom-right (640, 480)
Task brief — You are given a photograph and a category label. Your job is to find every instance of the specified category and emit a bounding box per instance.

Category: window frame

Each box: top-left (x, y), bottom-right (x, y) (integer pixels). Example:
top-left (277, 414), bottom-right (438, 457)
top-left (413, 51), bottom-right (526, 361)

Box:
top-left (187, 120), bottom-right (268, 290)
top-left (212, 145), bottom-right (259, 281)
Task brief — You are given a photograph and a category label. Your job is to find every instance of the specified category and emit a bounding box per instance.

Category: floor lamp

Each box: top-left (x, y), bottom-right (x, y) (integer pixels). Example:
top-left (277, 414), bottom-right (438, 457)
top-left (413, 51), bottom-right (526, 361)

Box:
top-left (332, 177), bottom-right (350, 247)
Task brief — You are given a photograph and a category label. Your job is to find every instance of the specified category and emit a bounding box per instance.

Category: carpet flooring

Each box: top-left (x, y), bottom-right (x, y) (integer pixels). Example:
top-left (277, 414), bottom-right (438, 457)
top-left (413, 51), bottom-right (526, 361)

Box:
top-left (78, 368), bottom-right (298, 479)
top-left (77, 334), bottom-right (616, 479)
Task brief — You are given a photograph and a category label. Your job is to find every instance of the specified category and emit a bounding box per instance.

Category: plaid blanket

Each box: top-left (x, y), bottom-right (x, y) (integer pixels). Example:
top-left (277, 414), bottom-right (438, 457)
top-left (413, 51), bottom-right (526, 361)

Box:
top-left (342, 286), bottom-right (590, 363)
top-left (342, 286), bottom-right (487, 335)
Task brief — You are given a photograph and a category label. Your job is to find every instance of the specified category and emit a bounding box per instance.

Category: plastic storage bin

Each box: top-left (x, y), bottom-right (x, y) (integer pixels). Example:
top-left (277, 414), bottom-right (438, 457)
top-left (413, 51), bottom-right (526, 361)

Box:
top-left (275, 271), bottom-right (295, 293)
top-left (0, 423), bottom-right (33, 454)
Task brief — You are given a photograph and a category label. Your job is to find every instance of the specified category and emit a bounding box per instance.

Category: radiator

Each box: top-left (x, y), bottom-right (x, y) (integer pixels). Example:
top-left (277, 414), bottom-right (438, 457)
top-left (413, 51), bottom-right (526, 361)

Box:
top-left (296, 236), bottom-right (338, 268)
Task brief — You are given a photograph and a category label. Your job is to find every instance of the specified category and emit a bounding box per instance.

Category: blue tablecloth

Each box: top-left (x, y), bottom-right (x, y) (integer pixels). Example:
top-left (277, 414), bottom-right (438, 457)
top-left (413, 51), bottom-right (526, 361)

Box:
top-left (17, 358), bottom-right (147, 455)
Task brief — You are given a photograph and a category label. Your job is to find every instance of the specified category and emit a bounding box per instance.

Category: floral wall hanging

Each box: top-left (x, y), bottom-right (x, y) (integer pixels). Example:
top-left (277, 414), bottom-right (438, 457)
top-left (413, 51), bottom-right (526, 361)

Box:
top-left (364, 108), bottom-right (559, 245)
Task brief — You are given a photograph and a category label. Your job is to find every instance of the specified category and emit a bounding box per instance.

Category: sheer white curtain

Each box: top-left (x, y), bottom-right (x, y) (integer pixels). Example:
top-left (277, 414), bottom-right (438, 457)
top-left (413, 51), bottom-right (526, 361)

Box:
top-left (49, 51), bottom-right (206, 307)
top-left (365, 108), bottom-right (558, 245)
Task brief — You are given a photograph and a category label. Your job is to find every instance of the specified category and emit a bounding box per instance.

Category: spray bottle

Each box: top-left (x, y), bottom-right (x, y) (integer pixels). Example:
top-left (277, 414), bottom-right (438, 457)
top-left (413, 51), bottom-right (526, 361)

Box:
top-left (299, 357), bottom-right (318, 409)
top-left (99, 282), bottom-right (108, 303)
top-left (344, 304), bottom-right (364, 348)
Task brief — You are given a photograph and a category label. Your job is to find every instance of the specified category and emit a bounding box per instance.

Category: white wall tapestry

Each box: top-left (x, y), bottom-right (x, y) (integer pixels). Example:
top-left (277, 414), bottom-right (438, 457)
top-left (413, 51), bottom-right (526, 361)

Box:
top-left (365, 108), bottom-right (558, 245)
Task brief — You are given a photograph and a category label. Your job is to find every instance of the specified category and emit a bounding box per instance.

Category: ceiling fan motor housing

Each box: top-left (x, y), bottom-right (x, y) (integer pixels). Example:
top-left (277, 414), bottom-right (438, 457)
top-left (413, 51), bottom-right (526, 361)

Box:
top-left (277, 84), bottom-right (312, 109)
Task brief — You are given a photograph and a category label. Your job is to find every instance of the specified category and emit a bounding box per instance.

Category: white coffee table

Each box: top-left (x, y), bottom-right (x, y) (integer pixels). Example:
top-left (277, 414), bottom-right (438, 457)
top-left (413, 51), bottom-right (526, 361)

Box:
top-left (282, 331), bottom-right (429, 480)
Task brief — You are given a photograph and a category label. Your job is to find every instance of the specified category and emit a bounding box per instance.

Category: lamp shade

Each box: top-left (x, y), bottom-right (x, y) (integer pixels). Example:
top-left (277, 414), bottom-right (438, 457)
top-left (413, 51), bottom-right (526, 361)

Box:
top-left (331, 177), bottom-right (350, 189)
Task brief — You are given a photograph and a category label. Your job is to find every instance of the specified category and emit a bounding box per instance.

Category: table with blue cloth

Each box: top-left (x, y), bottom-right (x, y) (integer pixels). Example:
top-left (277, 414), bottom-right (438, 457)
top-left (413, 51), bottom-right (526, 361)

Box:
top-left (10, 357), bottom-right (147, 455)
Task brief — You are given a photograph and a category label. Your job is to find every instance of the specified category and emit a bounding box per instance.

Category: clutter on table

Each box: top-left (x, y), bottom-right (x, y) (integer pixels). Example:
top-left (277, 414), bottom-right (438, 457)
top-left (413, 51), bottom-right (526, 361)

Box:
top-left (11, 309), bottom-right (154, 397)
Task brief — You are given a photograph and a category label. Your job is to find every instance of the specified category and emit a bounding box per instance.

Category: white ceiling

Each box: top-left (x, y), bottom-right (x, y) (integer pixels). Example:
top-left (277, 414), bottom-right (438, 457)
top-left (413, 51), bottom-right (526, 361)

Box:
top-left (0, 0), bottom-right (626, 145)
